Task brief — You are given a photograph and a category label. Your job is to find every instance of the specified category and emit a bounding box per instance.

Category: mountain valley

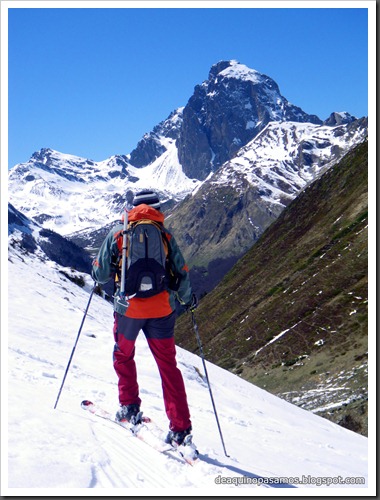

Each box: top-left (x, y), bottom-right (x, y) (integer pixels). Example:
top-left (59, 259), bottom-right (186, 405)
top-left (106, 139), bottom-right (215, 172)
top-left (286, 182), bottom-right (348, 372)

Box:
top-left (8, 60), bottom-right (369, 436)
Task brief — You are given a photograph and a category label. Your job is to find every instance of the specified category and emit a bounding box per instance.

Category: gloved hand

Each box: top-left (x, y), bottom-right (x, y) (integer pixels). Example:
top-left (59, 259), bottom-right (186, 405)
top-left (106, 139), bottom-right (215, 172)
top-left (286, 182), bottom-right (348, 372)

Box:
top-left (186, 293), bottom-right (198, 313)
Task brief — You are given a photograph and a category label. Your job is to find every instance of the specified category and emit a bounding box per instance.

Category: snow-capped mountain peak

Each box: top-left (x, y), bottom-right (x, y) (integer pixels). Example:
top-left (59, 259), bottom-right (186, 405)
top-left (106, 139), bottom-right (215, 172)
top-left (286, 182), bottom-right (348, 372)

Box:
top-left (8, 60), bottom-right (367, 239)
top-left (8, 144), bottom-right (200, 236)
top-left (210, 59), bottom-right (266, 85)
top-left (323, 111), bottom-right (358, 126)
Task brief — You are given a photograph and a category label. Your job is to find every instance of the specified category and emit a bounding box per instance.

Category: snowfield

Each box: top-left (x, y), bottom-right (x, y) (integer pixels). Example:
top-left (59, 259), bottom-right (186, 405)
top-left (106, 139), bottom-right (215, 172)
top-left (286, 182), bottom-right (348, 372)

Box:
top-left (3, 238), bottom-right (373, 495)
top-left (8, 146), bottom-right (200, 236)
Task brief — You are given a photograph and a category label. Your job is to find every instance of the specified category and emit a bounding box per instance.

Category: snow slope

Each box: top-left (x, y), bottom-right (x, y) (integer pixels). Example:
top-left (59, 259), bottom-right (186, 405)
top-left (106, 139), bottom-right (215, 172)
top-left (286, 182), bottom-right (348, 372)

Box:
top-left (211, 121), bottom-right (368, 206)
top-left (3, 241), bottom-right (373, 495)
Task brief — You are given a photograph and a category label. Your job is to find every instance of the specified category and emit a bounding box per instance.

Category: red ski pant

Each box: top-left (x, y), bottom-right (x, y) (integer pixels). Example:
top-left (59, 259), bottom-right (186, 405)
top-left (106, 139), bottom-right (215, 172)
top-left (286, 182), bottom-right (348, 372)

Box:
top-left (113, 311), bottom-right (191, 433)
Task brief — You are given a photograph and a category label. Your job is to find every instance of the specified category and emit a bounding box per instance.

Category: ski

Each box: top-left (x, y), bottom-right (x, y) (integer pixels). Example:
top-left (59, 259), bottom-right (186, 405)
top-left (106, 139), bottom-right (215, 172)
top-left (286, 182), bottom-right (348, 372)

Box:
top-left (81, 400), bottom-right (199, 466)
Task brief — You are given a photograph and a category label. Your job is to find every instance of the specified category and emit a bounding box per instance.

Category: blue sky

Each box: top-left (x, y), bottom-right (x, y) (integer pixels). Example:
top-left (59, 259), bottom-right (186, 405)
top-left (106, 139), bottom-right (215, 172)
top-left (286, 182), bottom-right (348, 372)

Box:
top-left (6, 3), bottom-right (371, 169)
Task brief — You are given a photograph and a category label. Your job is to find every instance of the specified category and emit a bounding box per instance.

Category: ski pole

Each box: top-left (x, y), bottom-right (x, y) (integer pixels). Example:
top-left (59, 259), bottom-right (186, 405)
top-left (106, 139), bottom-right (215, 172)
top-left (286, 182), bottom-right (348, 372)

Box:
top-left (191, 311), bottom-right (230, 457)
top-left (119, 207), bottom-right (129, 298)
top-left (53, 283), bottom-right (96, 409)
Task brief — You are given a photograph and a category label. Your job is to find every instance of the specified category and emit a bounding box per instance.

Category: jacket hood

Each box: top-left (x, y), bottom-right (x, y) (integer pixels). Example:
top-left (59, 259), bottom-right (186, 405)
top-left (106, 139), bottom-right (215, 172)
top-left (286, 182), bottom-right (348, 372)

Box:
top-left (124, 204), bottom-right (165, 224)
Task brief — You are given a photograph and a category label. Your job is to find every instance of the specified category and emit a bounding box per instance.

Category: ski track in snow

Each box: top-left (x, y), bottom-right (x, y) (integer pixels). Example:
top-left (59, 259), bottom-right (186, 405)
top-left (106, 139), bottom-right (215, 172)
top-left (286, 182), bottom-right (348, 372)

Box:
top-left (3, 245), bottom-right (372, 494)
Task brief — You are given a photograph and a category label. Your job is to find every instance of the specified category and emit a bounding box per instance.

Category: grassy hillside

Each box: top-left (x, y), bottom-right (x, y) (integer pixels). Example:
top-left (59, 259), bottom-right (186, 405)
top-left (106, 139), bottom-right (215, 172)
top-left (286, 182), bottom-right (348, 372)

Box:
top-left (175, 140), bottom-right (368, 435)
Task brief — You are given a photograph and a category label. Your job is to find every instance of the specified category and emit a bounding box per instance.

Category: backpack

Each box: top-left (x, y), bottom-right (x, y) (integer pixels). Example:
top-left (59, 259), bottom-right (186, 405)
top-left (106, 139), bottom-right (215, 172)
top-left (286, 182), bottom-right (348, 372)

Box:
top-left (119, 219), bottom-right (170, 298)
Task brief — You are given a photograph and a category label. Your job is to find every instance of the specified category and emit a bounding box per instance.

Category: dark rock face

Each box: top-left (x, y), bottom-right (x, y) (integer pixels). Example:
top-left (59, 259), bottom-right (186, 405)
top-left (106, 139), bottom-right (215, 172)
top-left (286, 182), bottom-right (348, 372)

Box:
top-left (129, 133), bottom-right (167, 168)
top-left (128, 60), bottom-right (324, 181)
top-left (129, 109), bottom-right (183, 167)
top-left (176, 60), bottom-right (322, 180)
top-left (323, 111), bottom-right (358, 126)
top-left (38, 228), bottom-right (92, 273)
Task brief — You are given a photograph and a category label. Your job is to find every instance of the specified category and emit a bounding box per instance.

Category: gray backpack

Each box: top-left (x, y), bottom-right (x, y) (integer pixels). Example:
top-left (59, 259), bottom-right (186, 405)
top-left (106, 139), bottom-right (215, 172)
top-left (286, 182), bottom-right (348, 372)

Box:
top-left (124, 219), bottom-right (169, 298)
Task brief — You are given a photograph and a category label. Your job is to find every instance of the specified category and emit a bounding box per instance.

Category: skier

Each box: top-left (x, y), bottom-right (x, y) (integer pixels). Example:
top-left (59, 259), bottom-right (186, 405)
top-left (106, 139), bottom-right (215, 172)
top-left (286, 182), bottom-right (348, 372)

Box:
top-left (92, 190), bottom-right (198, 447)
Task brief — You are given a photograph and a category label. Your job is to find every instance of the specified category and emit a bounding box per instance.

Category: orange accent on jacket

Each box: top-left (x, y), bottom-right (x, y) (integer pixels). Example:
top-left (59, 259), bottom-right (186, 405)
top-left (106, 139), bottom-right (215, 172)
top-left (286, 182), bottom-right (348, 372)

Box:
top-left (126, 291), bottom-right (173, 319)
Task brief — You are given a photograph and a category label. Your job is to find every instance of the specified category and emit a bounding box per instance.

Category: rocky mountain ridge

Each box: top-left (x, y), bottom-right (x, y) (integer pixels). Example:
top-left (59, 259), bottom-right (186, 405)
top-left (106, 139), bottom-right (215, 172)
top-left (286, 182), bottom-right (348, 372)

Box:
top-left (166, 118), bottom-right (367, 293)
top-left (9, 60), bottom-right (363, 221)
